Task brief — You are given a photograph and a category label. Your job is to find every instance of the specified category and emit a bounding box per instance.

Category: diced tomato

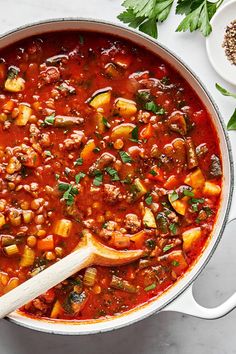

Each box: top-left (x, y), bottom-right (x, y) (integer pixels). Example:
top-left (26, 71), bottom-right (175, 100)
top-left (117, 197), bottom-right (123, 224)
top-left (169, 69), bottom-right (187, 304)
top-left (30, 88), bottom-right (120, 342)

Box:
top-left (140, 123), bottom-right (154, 139)
top-left (147, 166), bottom-right (164, 182)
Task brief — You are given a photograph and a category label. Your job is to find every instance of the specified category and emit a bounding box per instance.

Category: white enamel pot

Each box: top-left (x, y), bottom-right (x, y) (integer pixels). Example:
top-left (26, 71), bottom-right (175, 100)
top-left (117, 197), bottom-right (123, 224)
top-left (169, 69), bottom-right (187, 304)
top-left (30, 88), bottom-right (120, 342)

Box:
top-left (0, 19), bottom-right (234, 335)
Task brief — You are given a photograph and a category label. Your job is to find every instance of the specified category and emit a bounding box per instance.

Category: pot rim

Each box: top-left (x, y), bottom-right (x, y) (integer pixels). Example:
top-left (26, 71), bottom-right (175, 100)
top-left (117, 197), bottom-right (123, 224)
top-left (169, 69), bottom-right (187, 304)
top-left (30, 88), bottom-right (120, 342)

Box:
top-left (0, 17), bottom-right (233, 335)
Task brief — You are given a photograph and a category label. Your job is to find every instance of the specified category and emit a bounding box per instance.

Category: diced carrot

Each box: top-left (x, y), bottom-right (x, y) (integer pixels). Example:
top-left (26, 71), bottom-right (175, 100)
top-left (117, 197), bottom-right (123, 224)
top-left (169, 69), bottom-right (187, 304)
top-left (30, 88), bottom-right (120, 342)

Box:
top-left (129, 230), bottom-right (146, 248)
top-left (140, 123), bottom-right (154, 139)
top-left (37, 235), bottom-right (54, 251)
top-left (80, 139), bottom-right (96, 160)
top-left (3, 100), bottom-right (15, 112)
top-left (147, 166), bottom-right (164, 182)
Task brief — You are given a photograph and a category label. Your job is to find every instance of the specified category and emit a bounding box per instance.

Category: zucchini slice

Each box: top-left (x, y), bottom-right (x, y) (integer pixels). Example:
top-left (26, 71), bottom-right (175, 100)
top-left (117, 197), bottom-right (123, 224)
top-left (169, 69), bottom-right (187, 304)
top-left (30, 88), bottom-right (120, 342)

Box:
top-left (114, 98), bottom-right (137, 116)
top-left (143, 207), bottom-right (157, 228)
top-left (111, 123), bottom-right (136, 140)
top-left (88, 88), bottom-right (111, 109)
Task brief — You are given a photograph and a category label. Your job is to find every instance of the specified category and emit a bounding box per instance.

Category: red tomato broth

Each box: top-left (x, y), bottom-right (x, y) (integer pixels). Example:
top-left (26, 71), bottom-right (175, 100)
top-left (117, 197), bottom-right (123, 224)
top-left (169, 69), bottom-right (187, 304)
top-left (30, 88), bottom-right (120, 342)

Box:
top-left (0, 31), bottom-right (222, 320)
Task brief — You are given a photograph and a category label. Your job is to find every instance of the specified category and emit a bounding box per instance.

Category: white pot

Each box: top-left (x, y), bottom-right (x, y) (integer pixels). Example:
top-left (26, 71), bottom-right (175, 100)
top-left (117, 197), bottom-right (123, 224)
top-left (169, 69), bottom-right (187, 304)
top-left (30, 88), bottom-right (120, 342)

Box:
top-left (0, 18), bottom-right (234, 335)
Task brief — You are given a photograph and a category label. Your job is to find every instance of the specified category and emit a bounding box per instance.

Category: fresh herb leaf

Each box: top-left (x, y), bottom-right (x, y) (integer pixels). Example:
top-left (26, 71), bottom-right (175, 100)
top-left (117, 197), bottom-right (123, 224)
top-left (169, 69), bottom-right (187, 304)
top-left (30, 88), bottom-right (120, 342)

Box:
top-left (163, 244), bottom-right (174, 252)
top-left (45, 150), bottom-right (52, 157)
top-left (118, 0), bottom-right (175, 39)
top-left (105, 167), bottom-right (120, 181)
top-left (58, 183), bottom-right (78, 206)
top-left (145, 283), bottom-right (156, 291)
top-left (145, 238), bottom-right (156, 249)
top-left (119, 151), bottom-right (132, 163)
top-left (43, 114), bottom-right (55, 126)
top-left (227, 109), bottom-right (236, 131)
top-left (203, 206), bottom-right (213, 216)
top-left (121, 176), bottom-right (132, 184)
top-left (145, 194), bottom-right (153, 205)
top-left (149, 169), bottom-right (157, 176)
top-left (102, 117), bottom-right (110, 129)
top-left (192, 204), bottom-right (198, 212)
top-left (7, 66), bottom-right (19, 79)
top-left (169, 223), bottom-right (178, 235)
top-left (58, 182), bottom-right (70, 191)
top-left (172, 260), bottom-right (179, 267)
top-left (216, 83), bottom-right (236, 99)
top-left (74, 157), bottom-right (83, 166)
top-left (55, 173), bottom-right (60, 180)
top-left (183, 189), bottom-right (194, 197)
top-left (191, 197), bottom-right (204, 204)
top-left (169, 190), bottom-right (179, 202)
top-left (145, 101), bottom-right (165, 114)
top-left (75, 172), bottom-right (86, 184)
top-left (131, 126), bottom-right (139, 142)
top-left (93, 170), bottom-right (103, 186)
top-left (176, 0), bottom-right (223, 37)
top-left (64, 167), bottom-right (71, 176)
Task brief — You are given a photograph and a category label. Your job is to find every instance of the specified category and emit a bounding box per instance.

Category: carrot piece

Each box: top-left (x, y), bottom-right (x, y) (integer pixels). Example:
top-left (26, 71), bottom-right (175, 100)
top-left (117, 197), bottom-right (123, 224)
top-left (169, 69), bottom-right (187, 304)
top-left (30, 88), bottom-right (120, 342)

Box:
top-left (164, 175), bottom-right (179, 190)
top-left (147, 166), bottom-right (164, 182)
top-left (140, 123), bottom-right (154, 139)
top-left (37, 235), bottom-right (54, 251)
top-left (80, 139), bottom-right (96, 160)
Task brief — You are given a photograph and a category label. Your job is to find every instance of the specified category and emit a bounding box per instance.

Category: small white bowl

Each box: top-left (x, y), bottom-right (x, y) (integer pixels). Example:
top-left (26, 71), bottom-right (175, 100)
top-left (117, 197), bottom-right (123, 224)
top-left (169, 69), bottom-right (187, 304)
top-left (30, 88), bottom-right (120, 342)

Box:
top-left (206, 0), bottom-right (236, 85)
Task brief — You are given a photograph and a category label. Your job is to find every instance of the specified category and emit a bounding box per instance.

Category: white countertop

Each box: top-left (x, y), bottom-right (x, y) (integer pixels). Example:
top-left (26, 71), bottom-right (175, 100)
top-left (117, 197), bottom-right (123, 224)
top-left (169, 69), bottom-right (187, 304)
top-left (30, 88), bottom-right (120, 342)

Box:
top-left (0, 0), bottom-right (236, 353)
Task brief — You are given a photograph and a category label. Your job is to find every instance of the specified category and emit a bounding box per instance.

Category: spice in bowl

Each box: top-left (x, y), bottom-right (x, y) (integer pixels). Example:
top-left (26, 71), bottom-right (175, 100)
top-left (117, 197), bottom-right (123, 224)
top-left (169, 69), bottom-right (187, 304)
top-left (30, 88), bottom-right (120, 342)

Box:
top-left (222, 19), bottom-right (236, 65)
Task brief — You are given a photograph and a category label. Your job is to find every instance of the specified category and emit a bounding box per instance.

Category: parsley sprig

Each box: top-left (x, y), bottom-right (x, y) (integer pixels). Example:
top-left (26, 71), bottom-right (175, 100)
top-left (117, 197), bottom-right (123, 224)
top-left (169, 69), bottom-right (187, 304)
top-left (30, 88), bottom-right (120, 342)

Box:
top-left (216, 83), bottom-right (236, 131)
top-left (118, 0), bottom-right (224, 38)
top-left (58, 182), bottom-right (79, 206)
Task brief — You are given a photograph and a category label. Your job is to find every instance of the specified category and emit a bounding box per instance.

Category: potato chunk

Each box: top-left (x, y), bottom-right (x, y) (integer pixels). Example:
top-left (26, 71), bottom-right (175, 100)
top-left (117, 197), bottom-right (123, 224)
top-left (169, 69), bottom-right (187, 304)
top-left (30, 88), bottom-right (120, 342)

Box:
top-left (203, 181), bottom-right (221, 196)
top-left (143, 207), bottom-right (157, 228)
top-left (182, 227), bottom-right (202, 252)
top-left (15, 104), bottom-right (32, 126)
top-left (5, 77), bottom-right (25, 92)
top-left (53, 219), bottom-right (72, 237)
top-left (184, 168), bottom-right (205, 190)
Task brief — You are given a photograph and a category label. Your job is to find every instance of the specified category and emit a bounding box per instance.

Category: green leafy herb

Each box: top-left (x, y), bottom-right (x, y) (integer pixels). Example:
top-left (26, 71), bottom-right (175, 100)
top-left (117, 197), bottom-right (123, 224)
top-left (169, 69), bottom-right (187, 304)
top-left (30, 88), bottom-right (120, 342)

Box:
top-left (145, 194), bottom-right (153, 205)
top-left (190, 197), bottom-right (204, 204)
top-left (169, 190), bottom-right (179, 202)
top-left (192, 203), bottom-right (198, 212)
top-left (176, 0), bottom-right (224, 37)
top-left (58, 183), bottom-right (78, 206)
top-left (55, 173), bottom-right (60, 180)
top-left (102, 117), bottom-right (111, 129)
top-left (203, 206), bottom-right (213, 216)
top-left (119, 151), bottom-right (132, 163)
top-left (45, 150), bottom-right (52, 157)
top-left (163, 244), bottom-right (174, 253)
top-left (149, 169), bottom-right (157, 176)
top-left (145, 238), bottom-right (156, 249)
top-left (145, 283), bottom-right (157, 292)
top-left (75, 172), bottom-right (86, 184)
top-left (64, 167), bottom-right (71, 176)
top-left (172, 260), bottom-right (179, 267)
top-left (74, 157), bottom-right (83, 166)
top-left (42, 114), bottom-right (55, 126)
top-left (169, 223), bottom-right (178, 235)
top-left (105, 167), bottom-right (120, 181)
top-left (216, 83), bottom-right (236, 99)
top-left (7, 66), bottom-right (19, 79)
top-left (121, 176), bottom-right (132, 184)
top-left (117, 0), bottom-right (175, 39)
top-left (183, 189), bottom-right (194, 197)
top-left (145, 101), bottom-right (165, 114)
top-left (93, 170), bottom-right (103, 186)
top-left (130, 126), bottom-right (139, 142)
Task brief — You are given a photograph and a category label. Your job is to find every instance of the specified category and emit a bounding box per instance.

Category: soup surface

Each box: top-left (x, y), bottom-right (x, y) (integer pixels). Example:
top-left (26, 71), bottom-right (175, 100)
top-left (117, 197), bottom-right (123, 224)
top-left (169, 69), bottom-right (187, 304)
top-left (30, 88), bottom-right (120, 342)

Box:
top-left (0, 31), bottom-right (222, 320)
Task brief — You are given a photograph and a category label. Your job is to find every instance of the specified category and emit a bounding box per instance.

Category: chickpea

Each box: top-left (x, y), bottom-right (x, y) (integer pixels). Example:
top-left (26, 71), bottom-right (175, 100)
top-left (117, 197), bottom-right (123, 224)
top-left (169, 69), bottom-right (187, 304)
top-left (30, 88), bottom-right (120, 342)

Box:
top-left (114, 138), bottom-right (124, 150)
top-left (20, 201), bottom-right (30, 210)
top-left (0, 199), bottom-right (7, 212)
top-left (8, 182), bottom-right (15, 190)
top-left (45, 251), bottom-right (56, 261)
top-left (31, 198), bottom-right (44, 210)
top-left (37, 229), bottom-right (46, 238)
top-left (27, 235), bottom-right (37, 248)
top-left (34, 214), bottom-right (45, 224)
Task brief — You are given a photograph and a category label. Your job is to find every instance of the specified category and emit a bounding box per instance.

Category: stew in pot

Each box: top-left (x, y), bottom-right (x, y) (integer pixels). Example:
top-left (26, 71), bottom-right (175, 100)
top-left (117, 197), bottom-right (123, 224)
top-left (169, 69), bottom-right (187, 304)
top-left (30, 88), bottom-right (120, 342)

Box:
top-left (0, 32), bottom-right (222, 320)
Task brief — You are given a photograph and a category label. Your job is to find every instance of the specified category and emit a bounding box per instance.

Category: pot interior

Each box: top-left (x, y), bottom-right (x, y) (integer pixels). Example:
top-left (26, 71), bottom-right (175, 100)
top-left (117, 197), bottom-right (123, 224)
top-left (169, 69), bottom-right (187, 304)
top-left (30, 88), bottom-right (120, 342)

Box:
top-left (0, 19), bottom-right (232, 335)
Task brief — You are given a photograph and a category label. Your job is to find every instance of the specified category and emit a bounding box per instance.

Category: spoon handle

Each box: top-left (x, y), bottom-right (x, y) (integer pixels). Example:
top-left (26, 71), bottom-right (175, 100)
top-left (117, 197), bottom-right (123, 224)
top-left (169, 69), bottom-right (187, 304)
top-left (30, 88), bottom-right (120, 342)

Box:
top-left (0, 245), bottom-right (93, 318)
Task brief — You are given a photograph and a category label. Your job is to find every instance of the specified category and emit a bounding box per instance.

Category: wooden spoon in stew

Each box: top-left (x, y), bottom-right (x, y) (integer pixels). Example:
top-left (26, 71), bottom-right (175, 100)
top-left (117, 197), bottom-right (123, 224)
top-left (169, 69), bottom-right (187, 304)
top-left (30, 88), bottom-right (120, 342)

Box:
top-left (0, 229), bottom-right (143, 318)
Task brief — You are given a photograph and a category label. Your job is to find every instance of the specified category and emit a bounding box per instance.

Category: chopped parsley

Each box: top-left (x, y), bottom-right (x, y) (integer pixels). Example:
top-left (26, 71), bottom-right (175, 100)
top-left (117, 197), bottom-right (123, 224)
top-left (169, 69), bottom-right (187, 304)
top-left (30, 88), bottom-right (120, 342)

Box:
top-left (45, 150), bottom-right (52, 157)
top-left (121, 176), bottom-right (132, 184)
top-left (145, 194), bottom-right (153, 205)
top-left (130, 126), bottom-right (139, 142)
top-left (145, 101), bottom-right (166, 115)
top-left (145, 239), bottom-right (156, 250)
top-left (93, 170), bottom-right (103, 186)
top-left (163, 244), bottom-right (174, 253)
top-left (119, 151), bottom-right (132, 163)
top-left (42, 114), bottom-right (55, 126)
top-left (93, 147), bottom-right (101, 153)
top-left (190, 198), bottom-right (204, 204)
top-left (55, 173), bottom-right (60, 180)
top-left (105, 167), bottom-right (120, 181)
top-left (102, 117), bottom-right (110, 129)
top-left (145, 283), bottom-right (156, 292)
top-left (169, 190), bottom-right (179, 203)
top-left (58, 182), bottom-right (78, 206)
top-left (64, 167), bottom-right (71, 176)
top-left (172, 260), bottom-right (179, 267)
top-left (75, 172), bottom-right (86, 184)
top-left (192, 204), bottom-right (199, 212)
top-left (149, 169), bottom-right (157, 176)
top-left (169, 223), bottom-right (178, 235)
top-left (183, 189), bottom-right (194, 197)
top-left (74, 157), bottom-right (83, 166)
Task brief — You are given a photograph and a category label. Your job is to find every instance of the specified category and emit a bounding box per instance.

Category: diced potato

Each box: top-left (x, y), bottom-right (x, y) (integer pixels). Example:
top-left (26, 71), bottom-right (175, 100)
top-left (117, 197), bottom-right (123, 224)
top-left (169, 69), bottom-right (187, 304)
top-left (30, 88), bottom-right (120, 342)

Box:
top-left (182, 227), bottom-right (202, 252)
top-left (53, 218), bottom-right (72, 237)
top-left (160, 250), bottom-right (188, 275)
top-left (134, 178), bottom-right (147, 199)
top-left (3, 277), bottom-right (19, 293)
top-left (50, 300), bottom-right (64, 319)
top-left (143, 207), bottom-right (157, 228)
top-left (5, 77), bottom-right (25, 92)
top-left (15, 104), bottom-right (32, 126)
top-left (114, 98), bottom-right (137, 116)
top-left (169, 196), bottom-right (188, 216)
top-left (20, 246), bottom-right (35, 267)
top-left (111, 123), bottom-right (135, 140)
top-left (203, 181), bottom-right (221, 196)
top-left (4, 244), bottom-right (19, 256)
top-left (184, 168), bottom-right (205, 190)
top-left (95, 111), bottom-right (105, 134)
top-left (80, 139), bottom-right (96, 160)
top-left (89, 89), bottom-right (111, 109)
top-left (0, 213), bottom-right (6, 228)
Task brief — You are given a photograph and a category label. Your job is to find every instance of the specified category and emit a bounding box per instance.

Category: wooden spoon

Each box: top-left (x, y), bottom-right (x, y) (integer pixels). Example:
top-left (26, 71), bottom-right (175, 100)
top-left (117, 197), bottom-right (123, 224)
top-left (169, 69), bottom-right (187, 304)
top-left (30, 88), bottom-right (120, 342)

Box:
top-left (0, 229), bottom-right (143, 318)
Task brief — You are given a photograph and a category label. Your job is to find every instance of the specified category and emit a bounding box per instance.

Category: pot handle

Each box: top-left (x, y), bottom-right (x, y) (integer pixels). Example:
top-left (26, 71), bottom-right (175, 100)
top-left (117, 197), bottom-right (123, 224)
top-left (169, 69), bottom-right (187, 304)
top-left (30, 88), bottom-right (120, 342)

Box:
top-left (162, 217), bottom-right (236, 319)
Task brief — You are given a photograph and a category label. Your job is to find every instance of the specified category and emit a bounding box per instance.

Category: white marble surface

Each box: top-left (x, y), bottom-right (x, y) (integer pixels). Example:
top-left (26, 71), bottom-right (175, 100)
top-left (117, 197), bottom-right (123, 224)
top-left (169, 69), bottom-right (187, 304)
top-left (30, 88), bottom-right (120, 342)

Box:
top-left (0, 0), bottom-right (236, 353)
